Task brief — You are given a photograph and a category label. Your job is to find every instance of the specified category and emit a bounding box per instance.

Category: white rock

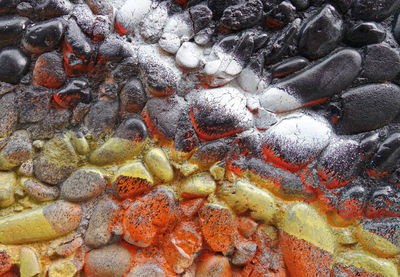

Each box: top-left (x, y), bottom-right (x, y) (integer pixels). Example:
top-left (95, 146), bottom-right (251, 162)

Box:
top-left (139, 2), bottom-right (168, 42)
top-left (163, 11), bottom-right (194, 41)
top-left (176, 42), bottom-right (203, 69)
top-left (255, 108), bottom-right (278, 130)
top-left (259, 87), bottom-right (302, 113)
top-left (159, 33), bottom-right (181, 54)
top-left (116, 0), bottom-right (152, 33)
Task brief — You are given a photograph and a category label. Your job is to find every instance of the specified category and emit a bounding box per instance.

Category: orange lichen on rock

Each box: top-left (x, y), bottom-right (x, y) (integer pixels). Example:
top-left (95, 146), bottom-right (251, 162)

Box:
top-left (0, 251), bottom-right (12, 276)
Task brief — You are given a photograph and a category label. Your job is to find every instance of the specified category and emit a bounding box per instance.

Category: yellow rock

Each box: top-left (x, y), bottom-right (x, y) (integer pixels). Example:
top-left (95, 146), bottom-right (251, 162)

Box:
top-left (0, 200), bottom-right (81, 244)
top-left (283, 203), bottom-right (335, 253)
top-left (333, 227), bottom-right (357, 245)
top-left (0, 171), bottom-right (16, 208)
top-left (69, 133), bottom-right (89, 155)
top-left (144, 148), bottom-right (174, 183)
top-left (355, 226), bottom-right (400, 258)
top-left (113, 160), bottom-right (154, 184)
top-left (334, 251), bottom-right (398, 277)
top-left (48, 259), bottom-right (78, 277)
top-left (89, 137), bottom-right (146, 165)
top-left (217, 179), bottom-right (276, 223)
top-left (209, 162), bottom-right (225, 181)
top-left (19, 247), bottom-right (41, 277)
top-left (180, 172), bottom-right (216, 198)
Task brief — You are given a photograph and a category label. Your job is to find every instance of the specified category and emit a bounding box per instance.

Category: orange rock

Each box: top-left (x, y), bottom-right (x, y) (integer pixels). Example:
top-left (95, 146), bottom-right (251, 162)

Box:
top-left (162, 221), bottom-right (202, 274)
top-left (0, 250), bottom-right (12, 275)
top-left (123, 187), bottom-right (178, 247)
top-left (195, 254), bottom-right (232, 277)
top-left (179, 198), bottom-right (205, 220)
top-left (280, 231), bottom-right (332, 277)
top-left (33, 52), bottom-right (66, 88)
top-left (198, 204), bottom-right (236, 253)
top-left (331, 263), bottom-right (386, 277)
top-left (237, 217), bottom-right (258, 238)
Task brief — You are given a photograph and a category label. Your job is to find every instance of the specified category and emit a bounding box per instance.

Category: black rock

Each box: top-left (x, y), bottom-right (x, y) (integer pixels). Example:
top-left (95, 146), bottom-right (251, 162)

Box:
top-left (0, 0), bottom-right (20, 14)
top-left (85, 0), bottom-right (113, 16)
top-left (360, 132), bottom-right (380, 159)
top-left (0, 15), bottom-right (29, 48)
top-left (363, 44), bottom-right (400, 82)
top-left (290, 0), bottom-right (310, 11)
top-left (336, 182), bottom-right (368, 219)
top-left (189, 4), bottom-right (212, 33)
top-left (329, 0), bottom-right (355, 13)
top-left (52, 80), bottom-right (91, 109)
top-left (65, 19), bottom-right (95, 58)
top-left (115, 116), bottom-right (148, 142)
top-left (352, 0), bottom-right (400, 21)
top-left (98, 35), bottom-right (126, 61)
top-left (71, 4), bottom-right (96, 36)
top-left (207, 0), bottom-right (240, 19)
top-left (392, 13), bottom-right (400, 45)
top-left (340, 83), bottom-right (400, 134)
top-left (119, 77), bottom-right (147, 114)
top-left (271, 56), bottom-right (308, 78)
top-left (22, 18), bottom-right (64, 54)
top-left (174, 124), bottom-right (199, 153)
top-left (17, 0), bottom-right (73, 20)
top-left (266, 1), bottom-right (297, 29)
top-left (190, 139), bottom-right (230, 168)
top-left (28, 108), bottom-right (71, 139)
top-left (220, 0), bottom-right (263, 30)
top-left (368, 133), bottom-right (400, 174)
top-left (364, 185), bottom-right (400, 218)
top-left (0, 48), bottom-right (29, 84)
top-left (345, 22), bottom-right (386, 47)
top-left (233, 32), bottom-right (254, 67)
top-left (84, 100), bottom-right (119, 138)
top-left (18, 88), bottom-right (50, 123)
top-left (33, 51), bottom-right (66, 88)
top-left (361, 217), bottom-right (400, 248)
top-left (299, 4), bottom-right (343, 59)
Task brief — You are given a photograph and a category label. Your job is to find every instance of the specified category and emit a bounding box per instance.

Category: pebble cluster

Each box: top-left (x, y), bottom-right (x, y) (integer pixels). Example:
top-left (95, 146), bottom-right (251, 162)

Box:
top-left (1, 0), bottom-right (400, 276)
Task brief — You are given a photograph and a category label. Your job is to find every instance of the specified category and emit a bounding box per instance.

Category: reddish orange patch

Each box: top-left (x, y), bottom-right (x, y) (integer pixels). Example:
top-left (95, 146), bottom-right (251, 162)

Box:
top-left (114, 176), bottom-right (153, 199)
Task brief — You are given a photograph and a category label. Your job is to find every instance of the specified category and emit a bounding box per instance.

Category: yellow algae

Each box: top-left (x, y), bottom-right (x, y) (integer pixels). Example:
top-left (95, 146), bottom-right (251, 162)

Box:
top-left (355, 226), bottom-right (400, 258)
top-left (180, 172), bottom-right (216, 198)
top-left (209, 162), bottom-right (225, 181)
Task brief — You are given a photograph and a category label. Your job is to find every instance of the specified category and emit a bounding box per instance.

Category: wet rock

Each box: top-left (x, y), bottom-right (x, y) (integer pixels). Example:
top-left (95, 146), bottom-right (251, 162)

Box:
top-left (189, 4), bottom-right (212, 33)
top-left (19, 247), bottom-right (41, 277)
top-left (260, 49), bottom-right (362, 113)
top-left (262, 114), bottom-right (332, 171)
top-left (22, 178), bottom-right (59, 201)
top-left (188, 87), bottom-right (253, 141)
top-left (299, 4), bottom-right (343, 59)
top-left (0, 93), bottom-right (17, 137)
top-left (345, 22), bottom-right (385, 47)
top-left (71, 3), bottom-right (96, 36)
top-left (52, 79), bottom-right (91, 110)
top-left (0, 0), bottom-right (19, 14)
top-left (363, 44), bottom-right (400, 82)
top-left (115, 0), bottom-right (151, 35)
top-left (84, 244), bottom-right (131, 277)
top-left (189, 139), bottom-right (229, 169)
top-left (180, 172), bottom-right (216, 198)
top-left (0, 130), bottom-right (31, 170)
top-left (0, 15), bottom-right (29, 48)
top-left (199, 204), bottom-right (235, 253)
top-left (65, 19), bottom-right (95, 58)
top-left (195, 254), bottom-right (232, 277)
top-left (120, 77), bottom-right (147, 114)
top-left (266, 1), bottom-right (297, 29)
top-left (352, 0), bottom-right (400, 21)
top-left (60, 168), bottom-right (106, 202)
top-left (331, 251), bottom-right (398, 277)
top-left (22, 18), bottom-right (64, 54)
top-left (0, 171), bottom-right (16, 208)
top-left (162, 221), bottom-right (202, 274)
top-left (18, 0), bottom-right (73, 20)
top-left (123, 187), bottom-right (178, 247)
top-left (271, 56), bottom-right (308, 78)
top-left (89, 117), bottom-right (148, 165)
top-left (139, 2), bottom-right (168, 43)
top-left (33, 134), bottom-right (78, 185)
top-left (291, 0), bottom-right (310, 10)
top-left (220, 0), bottom-right (263, 30)
top-left (112, 160), bottom-right (154, 199)
top-left (0, 200), bottom-right (81, 244)
top-left (368, 133), bottom-right (400, 175)
top-left (33, 51), bottom-right (66, 88)
top-left (340, 83), bottom-right (400, 134)
top-left (0, 48), bottom-right (29, 84)
top-left (144, 148), bottom-right (173, 183)
top-left (282, 203), bottom-right (335, 277)
top-left (84, 100), bottom-right (118, 138)
top-left (330, 0), bottom-right (354, 13)
top-left (364, 185), bottom-right (400, 219)
top-left (176, 42), bottom-right (203, 70)
top-left (84, 195), bottom-right (119, 248)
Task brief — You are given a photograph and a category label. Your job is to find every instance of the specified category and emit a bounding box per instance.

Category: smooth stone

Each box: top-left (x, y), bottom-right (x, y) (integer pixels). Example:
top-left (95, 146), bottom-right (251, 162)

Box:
top-left (340, 83), bottom-right (400, 134)
top-left (17, 0), bottom-right (73, 20)
top-left (22, 178), bottom-right (59, 202)
top-left (195, 254), bottom-right (232, 277)
top-left (162, 11), bottom-right (194, 42)
top-left (217, 179), bottom-right (275, 222)
top-left (271, 56), bottom-right (309, 78)
top-left (65, 19), bottom-right (94, 58)
top-left (176, 42), bottom-right (203, 69)
top-left (52, 79), bottom-right (91, 110)
top-left (84, 100), bottom-right (119, 138)
top-left (220, 0), bottom-right (263, 30)
top-left (33, 134), bottom-right (78, 185)
top-left (0, 171), bottom-right (16, 208)
top-left (19, 247), bottom-right (41, 277)
top-left (22, 18), bottom-right (64, 54)
top-left (363, 44), bottom-right (400, 82)
top-left (18, 159), bottom-right (34, 177)
top-left (0, 93), bottom-right (17, 137)
top-left (126, 264), bottom-right (165, 277)
top-left (352, 0), bottom-right (400, 21)
top-left (84, 244), bottom-right (131, 277)
top-left (159, 32), bottom-right (181, 54)
top-left (291, 0), bottom-right (309, 10)
top-left (260, 49), bottom-right (362, 113)
top-left (299, 4), bottom-right (343, 59)
top-left (115, 0), bottom-right (151, 34)
top-left (32, 51), bottom-right (66, 88)
top-left (0, 200), bottom-right (81, 244)
top-left (69, 132), bottom-right (89, 155)
top-left (190, 4), bottom-right (212, 33)
top-left (0, 48), bottom-right (29, 84)
top-left (60, 168), bottom-right (106, 202)
top-left (0, 0), bottom-right (19, 14)
top-left (180, 172), bottom-right (216, 198)
top-left (119, 77), bottom-right (147, 114)
top-left (254, 108), bottom-right (278, 131)
top-left (0, 130), bottom-right (32, 170)
top-left (84, 195), bottom-right (119, 248)
top-left (0, 15), bottom-right (29, 48)
top-left (144, 148), bottom-right (174, 183)
top-left (345, 22), bottom-right (386, 47)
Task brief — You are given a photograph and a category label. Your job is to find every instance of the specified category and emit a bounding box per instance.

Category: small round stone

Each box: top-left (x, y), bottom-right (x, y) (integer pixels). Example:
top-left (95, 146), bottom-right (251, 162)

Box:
top-left (33, 51), bottom-right (66, 88)
top-left (0, 48), bottom-right (29, 84)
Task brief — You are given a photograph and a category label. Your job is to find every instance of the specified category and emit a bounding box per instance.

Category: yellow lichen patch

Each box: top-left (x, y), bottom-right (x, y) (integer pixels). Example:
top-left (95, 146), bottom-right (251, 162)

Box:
top-left (48, 258), bottom-right (78, 277)
top-left (283, 203), bottom-right (335, 253)
top-left (217, 179), bottom-right (276, 223)
top-left (144, 148), bottom-right (174, 183)
top-left (89, 137), bottom-right (147, 165)
top-left (69, 132), bottom-right (89, 156)
top-left (209, 162), bottom-right (225, 181)
top-left (0, 171), bottom-right (16, 208)
top-left (334, 251), bottom-right (399, 277)
top-left (180, 172), bottom-right (216, 198)
top-left (19, 247), bottom-right (41, 277)
top-left (355, 226), bottom-right (400, 258)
